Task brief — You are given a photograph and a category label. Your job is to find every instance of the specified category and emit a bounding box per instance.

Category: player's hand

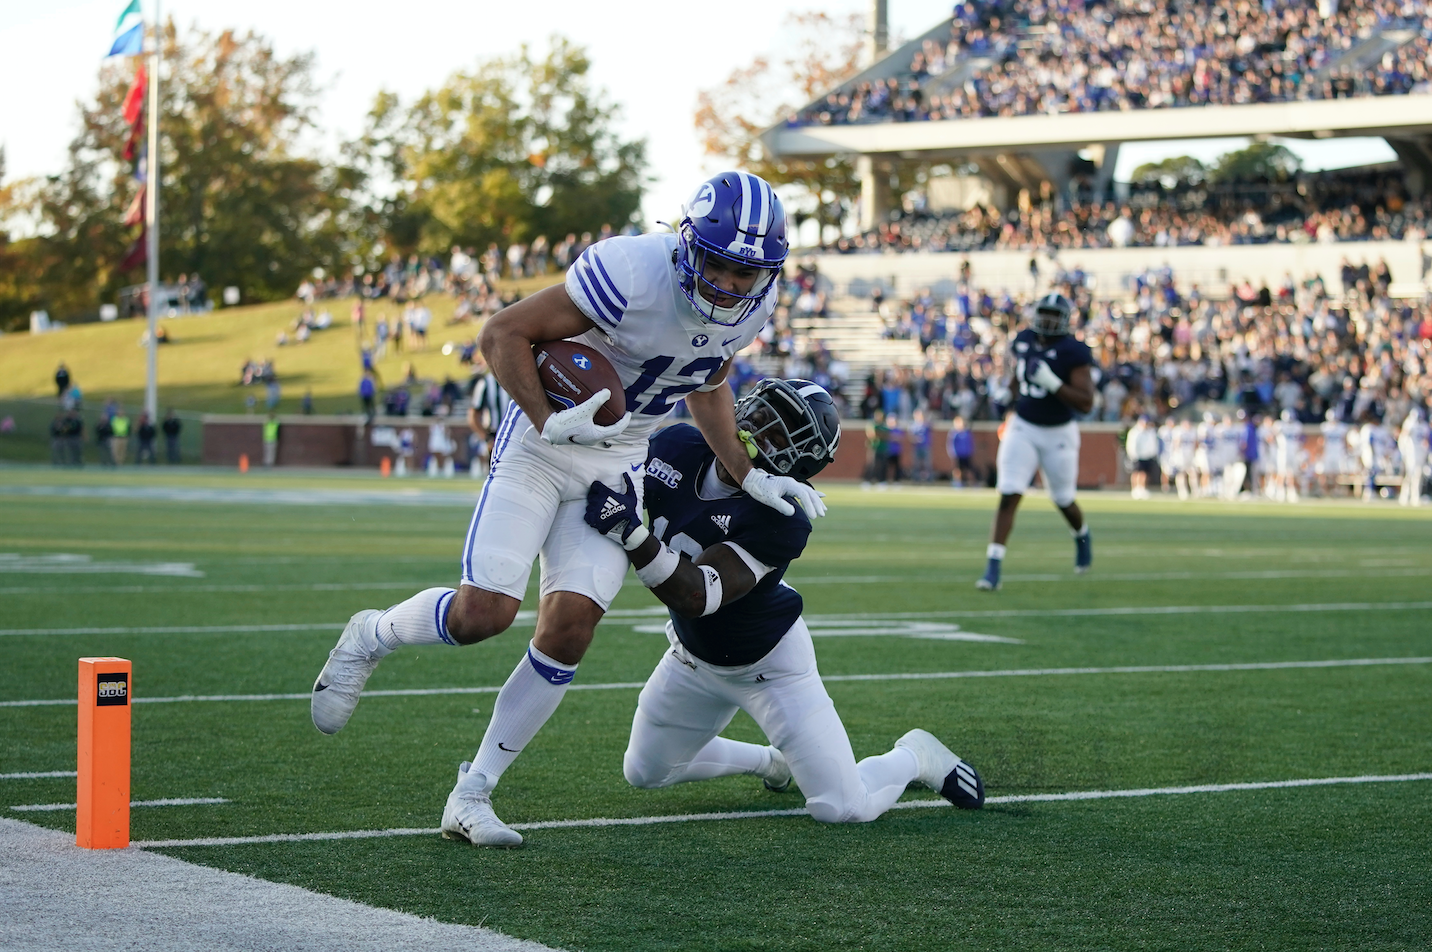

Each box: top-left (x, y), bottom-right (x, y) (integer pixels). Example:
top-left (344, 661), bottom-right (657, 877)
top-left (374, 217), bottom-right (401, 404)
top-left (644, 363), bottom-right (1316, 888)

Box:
top-left (742, 469), bottom-right (828, 519)
top-left (540, 389), bottom-right (633, 447)
top-left (585, 473), bottom-right (649, 550)
top-left (1030, 360), bottom-right (1064, 394)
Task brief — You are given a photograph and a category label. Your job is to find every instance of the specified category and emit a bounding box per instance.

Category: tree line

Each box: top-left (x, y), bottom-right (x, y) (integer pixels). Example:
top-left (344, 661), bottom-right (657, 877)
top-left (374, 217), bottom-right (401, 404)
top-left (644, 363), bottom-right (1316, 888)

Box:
top-left (0, 26), bottom-right (646, 331)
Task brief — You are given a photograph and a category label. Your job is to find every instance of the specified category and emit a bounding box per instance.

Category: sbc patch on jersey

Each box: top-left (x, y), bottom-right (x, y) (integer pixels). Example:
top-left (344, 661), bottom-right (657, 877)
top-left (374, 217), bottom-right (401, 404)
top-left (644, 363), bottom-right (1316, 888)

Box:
top-left (647, 457), bottom-right (682, 489)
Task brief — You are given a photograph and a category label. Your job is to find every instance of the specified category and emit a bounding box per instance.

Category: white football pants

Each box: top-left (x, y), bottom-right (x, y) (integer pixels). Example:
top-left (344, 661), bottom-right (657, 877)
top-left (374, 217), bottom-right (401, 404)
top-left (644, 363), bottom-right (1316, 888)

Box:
top-left (996, 415), bottom-right (1080, 507)
top-left (623, 619), bottom-right (919, 824)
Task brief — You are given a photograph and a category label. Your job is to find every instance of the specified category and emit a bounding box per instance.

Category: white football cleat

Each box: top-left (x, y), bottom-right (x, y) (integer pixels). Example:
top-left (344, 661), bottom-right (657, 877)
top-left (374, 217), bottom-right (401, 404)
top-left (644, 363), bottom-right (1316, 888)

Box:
top-left (441, 762), bottom-right (523, 848)
top-left (895, 728), bottom-right (984, 810)
top-left (760, 746), bottom-right (792, 792)
top-left (311, 609), bottom-right (384, 735)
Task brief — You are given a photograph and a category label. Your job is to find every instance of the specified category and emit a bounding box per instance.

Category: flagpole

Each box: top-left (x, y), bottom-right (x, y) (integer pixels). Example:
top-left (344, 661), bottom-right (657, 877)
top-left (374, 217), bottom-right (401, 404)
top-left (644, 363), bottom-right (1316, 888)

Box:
top-left (143, 0), bottom-right (161, 421)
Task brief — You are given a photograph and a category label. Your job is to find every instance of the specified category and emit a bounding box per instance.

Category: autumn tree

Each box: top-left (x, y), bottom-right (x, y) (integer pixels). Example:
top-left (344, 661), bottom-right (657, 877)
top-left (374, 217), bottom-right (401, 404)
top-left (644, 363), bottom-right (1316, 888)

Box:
top-left (0, 24), bottom-right (361, 328)
top-left (694, 12), bottom-right (864, 240)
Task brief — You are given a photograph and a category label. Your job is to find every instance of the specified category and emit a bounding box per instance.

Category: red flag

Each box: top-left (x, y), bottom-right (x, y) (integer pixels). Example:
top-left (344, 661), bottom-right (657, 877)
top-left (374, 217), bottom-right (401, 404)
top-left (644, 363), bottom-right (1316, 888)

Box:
top-left (120, 227), bottom-right (147, 271)
top-left (122, 117), bottom-right (144, 162)
top-left (123, 186), bottom-right (145, 227)
top-left (122, 63), bottom-right (147, 126)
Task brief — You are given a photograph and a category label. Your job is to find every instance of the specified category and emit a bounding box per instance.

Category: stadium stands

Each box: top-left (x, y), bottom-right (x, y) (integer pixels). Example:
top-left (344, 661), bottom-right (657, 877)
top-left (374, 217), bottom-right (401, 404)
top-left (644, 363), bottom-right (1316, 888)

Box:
top-left (790, 0), bottom-right (1431, 127)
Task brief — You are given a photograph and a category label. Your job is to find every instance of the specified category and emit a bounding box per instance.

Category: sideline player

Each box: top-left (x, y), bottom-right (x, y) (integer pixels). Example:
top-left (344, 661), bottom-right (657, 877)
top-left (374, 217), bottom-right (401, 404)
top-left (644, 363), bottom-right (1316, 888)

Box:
top-left (977, 293), bottom-right (1095, 591)
top-left (586, 379), bottom-right (985, 821)
top-left (310, 172), bottom-right (826, 847)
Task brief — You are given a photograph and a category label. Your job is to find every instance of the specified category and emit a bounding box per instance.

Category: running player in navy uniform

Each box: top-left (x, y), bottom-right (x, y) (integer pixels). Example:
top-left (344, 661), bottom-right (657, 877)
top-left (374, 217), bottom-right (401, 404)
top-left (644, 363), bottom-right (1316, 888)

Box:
top-left (586, 379), bottom-right (984, 822)
top-left (978, 293), bottom-right (1095, 591)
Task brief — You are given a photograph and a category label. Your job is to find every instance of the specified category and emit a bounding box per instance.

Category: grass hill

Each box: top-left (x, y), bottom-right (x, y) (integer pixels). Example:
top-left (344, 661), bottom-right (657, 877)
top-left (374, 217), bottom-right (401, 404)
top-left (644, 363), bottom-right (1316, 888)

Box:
top-left (0, 275), bottom-right (562, 417)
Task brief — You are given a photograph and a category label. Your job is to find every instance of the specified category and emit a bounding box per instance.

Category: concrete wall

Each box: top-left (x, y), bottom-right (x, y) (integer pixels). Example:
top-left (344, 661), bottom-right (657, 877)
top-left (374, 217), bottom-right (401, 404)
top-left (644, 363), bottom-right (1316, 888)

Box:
top-left (201, 415), bottom-right (1129, 488)
top-left (201, 415), bottom-right (471, 469)
top-left (809, 239), bottom-right (1428, 301)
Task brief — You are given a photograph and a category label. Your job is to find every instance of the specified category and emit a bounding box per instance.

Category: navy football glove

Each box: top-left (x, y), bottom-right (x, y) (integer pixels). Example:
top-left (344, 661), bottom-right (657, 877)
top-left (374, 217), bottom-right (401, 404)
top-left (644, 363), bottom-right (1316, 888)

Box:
top-left (585, 473), bottom-right (649, 551)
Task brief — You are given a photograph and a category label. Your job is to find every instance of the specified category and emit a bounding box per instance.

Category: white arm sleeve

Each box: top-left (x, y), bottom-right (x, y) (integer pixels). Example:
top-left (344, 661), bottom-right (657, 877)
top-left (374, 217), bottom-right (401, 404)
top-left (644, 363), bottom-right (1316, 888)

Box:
top-left (723, 542), bottom-right (774, 582)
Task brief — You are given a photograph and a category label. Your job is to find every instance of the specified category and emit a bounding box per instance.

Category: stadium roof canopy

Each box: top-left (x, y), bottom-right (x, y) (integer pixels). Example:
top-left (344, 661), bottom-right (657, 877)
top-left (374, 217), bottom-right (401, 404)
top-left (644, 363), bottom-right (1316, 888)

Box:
top-left (763, 94), bottom-right (1432, 159)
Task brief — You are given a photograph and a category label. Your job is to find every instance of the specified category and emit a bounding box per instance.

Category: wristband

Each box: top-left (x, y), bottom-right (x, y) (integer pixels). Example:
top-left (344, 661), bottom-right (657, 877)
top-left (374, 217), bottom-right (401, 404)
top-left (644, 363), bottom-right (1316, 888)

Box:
top-left (634, 541), bottom-right (679, 588)
top-left (699, 564), bottom-right (723, 616)
top-left (622, 522), bottom-right (650, 552)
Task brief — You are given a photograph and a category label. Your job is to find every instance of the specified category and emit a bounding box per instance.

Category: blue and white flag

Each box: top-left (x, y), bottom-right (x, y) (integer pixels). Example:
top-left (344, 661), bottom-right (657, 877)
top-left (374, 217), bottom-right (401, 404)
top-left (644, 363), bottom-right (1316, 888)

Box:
top-left (107, 0), bottom-right (144, 58)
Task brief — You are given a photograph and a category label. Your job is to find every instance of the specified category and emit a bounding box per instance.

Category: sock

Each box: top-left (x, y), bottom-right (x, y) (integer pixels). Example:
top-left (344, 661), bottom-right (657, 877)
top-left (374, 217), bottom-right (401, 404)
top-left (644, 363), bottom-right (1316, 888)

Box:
top-left (1071, 525), bottom-right (1089, 539)
top-left (986, 543), bottom-right (1007, 561)
top-left (856, 746), bottom-right (920, 811)
top-left (469, 641), bottom-right (577, 792)
top-left (372, 587), bottom-right (457, 652)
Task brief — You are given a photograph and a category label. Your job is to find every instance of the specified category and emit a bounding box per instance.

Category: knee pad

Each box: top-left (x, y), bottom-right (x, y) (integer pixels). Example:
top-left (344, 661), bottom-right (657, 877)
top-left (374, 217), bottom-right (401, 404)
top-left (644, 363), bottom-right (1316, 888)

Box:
top-left (1052, 490), bottom-right (1077, 509)
top-left (804, 796), bottom-right (855, 825)
top-left (476, 550), bottom-right (529, 590)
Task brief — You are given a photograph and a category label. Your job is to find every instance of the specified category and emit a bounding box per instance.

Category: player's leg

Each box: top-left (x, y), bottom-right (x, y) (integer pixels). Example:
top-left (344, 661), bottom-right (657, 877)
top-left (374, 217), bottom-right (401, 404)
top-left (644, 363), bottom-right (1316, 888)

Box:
top-left (622, 640), bottom-right (783, 789)
top-left (739, 621), bottom-right (981, 822)
top-left (1040, 422), bottom-right (1089, 573)
top-left (311, 410), bottom-right (551, 735)
top-left (982, 421), bottom-right (1037, 591)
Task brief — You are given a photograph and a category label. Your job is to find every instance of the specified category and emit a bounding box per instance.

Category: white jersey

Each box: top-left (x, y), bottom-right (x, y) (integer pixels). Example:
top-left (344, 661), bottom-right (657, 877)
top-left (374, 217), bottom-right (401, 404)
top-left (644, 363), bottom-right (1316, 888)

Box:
top-left (1170, 423), bottom-right (1196, 472)
top-left (1320, 420), bottom-right (1348, 466)
top-left (1401, 417), bottom-right (1430, 462)
top-left (565, 233), bottom-right (774, 444)
top-left (1216, 423), bottom-right (1243, 469)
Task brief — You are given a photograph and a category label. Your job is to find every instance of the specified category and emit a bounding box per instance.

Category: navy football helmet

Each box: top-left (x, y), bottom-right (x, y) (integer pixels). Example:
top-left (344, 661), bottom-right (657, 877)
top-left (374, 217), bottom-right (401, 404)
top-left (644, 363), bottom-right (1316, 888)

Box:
top-left (1031, 292), bottom-right (1074, 338)
top-left (676, 171), bottom-right (788, 327)
top-left (735, 378), bottom-right (840, 482)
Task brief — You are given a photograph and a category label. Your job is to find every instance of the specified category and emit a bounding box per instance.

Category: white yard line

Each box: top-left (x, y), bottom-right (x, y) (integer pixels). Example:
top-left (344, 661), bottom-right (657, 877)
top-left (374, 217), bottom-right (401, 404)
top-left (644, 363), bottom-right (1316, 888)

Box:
top-left (0, 771), bottom-right (76, 780)
top-left (2, 567), bottom-right (1427, 596)
top-left (130, 772), bottom-right (1432, 849)
top-left (11, 798), bottom-right (229, 812)
top-left (3, 656), bottom-right (1426, 708)
top-left (5, 598), bottom-right (1429, 638)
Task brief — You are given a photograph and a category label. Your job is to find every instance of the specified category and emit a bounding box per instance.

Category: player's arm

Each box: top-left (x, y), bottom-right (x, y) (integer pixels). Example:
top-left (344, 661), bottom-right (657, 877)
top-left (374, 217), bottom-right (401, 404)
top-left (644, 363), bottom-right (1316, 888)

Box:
top-left (1030, 361), bottom-right (1095, 414)
top-left (478, 285), bottom-right (595, 434)
top-left (583, 472), bottom-right (758, 617)
top-left (628, 535), bottom-right (758, 619)
top-left (685, 360), bottom-right (753, 483)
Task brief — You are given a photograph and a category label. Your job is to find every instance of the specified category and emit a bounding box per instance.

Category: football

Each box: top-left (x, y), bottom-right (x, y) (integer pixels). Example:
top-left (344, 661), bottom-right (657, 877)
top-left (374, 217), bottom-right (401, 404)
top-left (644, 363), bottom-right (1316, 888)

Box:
top-left (533, 340), bottom-right (626, 426)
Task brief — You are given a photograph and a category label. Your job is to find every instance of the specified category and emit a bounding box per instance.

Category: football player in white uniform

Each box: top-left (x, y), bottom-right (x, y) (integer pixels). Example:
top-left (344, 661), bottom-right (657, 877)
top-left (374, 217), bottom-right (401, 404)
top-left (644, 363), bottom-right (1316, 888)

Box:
top-left (1316, 409), bottom-right (1349, 497)
top-left (309, 172), bottom-right (826, 847)
top-left (977, 293), bottom-right (1095, 591)
top-left (1274, 409), bottom-right (1305, 502)
top-left (1399, 408), bottom-right (1429, 506)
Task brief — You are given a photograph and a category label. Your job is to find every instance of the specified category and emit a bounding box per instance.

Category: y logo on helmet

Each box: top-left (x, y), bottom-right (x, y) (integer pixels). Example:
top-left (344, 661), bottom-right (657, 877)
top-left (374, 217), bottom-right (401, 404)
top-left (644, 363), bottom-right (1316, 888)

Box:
top-left (688, 183), bottom-right (716, 219)
top-left (571, 354), bottom-right (592, 371)
top-left (691, 334), bottom-right (709, 347)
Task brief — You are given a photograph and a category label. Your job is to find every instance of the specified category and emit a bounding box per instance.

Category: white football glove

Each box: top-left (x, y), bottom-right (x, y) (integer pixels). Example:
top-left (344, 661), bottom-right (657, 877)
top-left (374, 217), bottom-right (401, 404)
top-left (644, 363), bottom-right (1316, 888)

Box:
top-left (1029, 360), bottom-right (1064, 394)
top-left (539, 389), bottom-right (633, 447)
top-left (742, 468), bottom-right (828, 519)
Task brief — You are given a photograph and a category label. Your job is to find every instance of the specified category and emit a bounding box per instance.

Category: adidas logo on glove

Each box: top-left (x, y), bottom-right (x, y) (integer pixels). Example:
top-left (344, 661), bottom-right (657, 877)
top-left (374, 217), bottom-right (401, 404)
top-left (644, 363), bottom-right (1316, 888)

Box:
top-left (599, 498), bottom-right (626, 521)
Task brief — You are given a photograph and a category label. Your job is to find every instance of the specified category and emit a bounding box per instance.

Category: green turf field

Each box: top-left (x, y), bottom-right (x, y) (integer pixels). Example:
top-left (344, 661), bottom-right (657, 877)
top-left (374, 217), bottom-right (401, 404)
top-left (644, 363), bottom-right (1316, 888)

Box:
top-left (2, 471), bottom-right (1430, 950)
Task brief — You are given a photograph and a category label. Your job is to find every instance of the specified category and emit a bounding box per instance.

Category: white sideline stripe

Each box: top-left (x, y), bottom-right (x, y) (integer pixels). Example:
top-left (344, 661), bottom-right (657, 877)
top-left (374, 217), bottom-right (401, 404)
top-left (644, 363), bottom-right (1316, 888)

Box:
top-left (11, 797), bottom-right (229, 812)
top-left (7, 599), bottom-right (1430, 638)
top-left (4, 567), bottom-right (1427, 596)
top-left (0, 606), bottom-right (667, 637)
top-left (2, 657), bottom-right (1427, 708)
top-left (131, 773), bottom-right (1432, 849)
top-left (0, 771), bottom-right (76, 780)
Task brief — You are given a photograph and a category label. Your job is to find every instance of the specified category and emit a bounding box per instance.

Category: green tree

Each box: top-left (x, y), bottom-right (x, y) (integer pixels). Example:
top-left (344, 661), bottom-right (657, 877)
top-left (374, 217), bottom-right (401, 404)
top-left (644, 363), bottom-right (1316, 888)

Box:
top-left (354, 37), bottom-right (647, 260)
top-left (694, 12), bottom-right (865, 240)
top-left (1211, 142), bottom-right (1302, 183)
top-left (1129, 155), bottom-right (1207, 189)
top-left (1, 23), bottom-right (360, 328)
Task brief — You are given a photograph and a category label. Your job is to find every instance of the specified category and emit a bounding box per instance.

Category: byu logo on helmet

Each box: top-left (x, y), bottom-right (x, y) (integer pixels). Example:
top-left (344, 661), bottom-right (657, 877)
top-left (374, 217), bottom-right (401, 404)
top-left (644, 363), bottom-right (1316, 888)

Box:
top-left (675, 171), bottom-right (789, 328)
top-left (691, 334), bottom-right (709, 347)
top-left (571, 353), bottom-right (592, 371)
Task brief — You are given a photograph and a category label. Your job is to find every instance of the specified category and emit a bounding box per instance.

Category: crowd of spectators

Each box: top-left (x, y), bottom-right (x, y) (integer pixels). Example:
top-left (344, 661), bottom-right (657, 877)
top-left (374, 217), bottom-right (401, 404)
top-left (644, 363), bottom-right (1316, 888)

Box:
top-left (834, 167), bottom-right (1432, 254)
top-left (793, 0), bottom-right (1432, 127)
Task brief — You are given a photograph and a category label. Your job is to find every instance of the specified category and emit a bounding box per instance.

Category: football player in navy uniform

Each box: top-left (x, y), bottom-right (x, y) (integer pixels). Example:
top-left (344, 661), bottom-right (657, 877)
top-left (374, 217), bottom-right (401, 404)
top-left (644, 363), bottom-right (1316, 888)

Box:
top-left (586, 378), bottom-right (985, 823)
top-left (977, 293), bottom-right (1095, 591)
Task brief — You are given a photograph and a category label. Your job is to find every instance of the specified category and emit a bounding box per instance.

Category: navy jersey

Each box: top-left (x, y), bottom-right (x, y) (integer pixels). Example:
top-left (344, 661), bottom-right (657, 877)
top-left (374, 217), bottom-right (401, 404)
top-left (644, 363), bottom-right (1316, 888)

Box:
top-left (1012, 329), bottom-right (1093, 426)
top-left (643, 425), bottom-right (811, 667)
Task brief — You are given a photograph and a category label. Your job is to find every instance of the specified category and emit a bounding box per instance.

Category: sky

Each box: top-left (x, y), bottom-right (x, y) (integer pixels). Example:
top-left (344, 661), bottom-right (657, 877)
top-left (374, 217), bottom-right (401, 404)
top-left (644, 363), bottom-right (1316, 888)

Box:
top-left (0, 0), bottom-right (1396, 233)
